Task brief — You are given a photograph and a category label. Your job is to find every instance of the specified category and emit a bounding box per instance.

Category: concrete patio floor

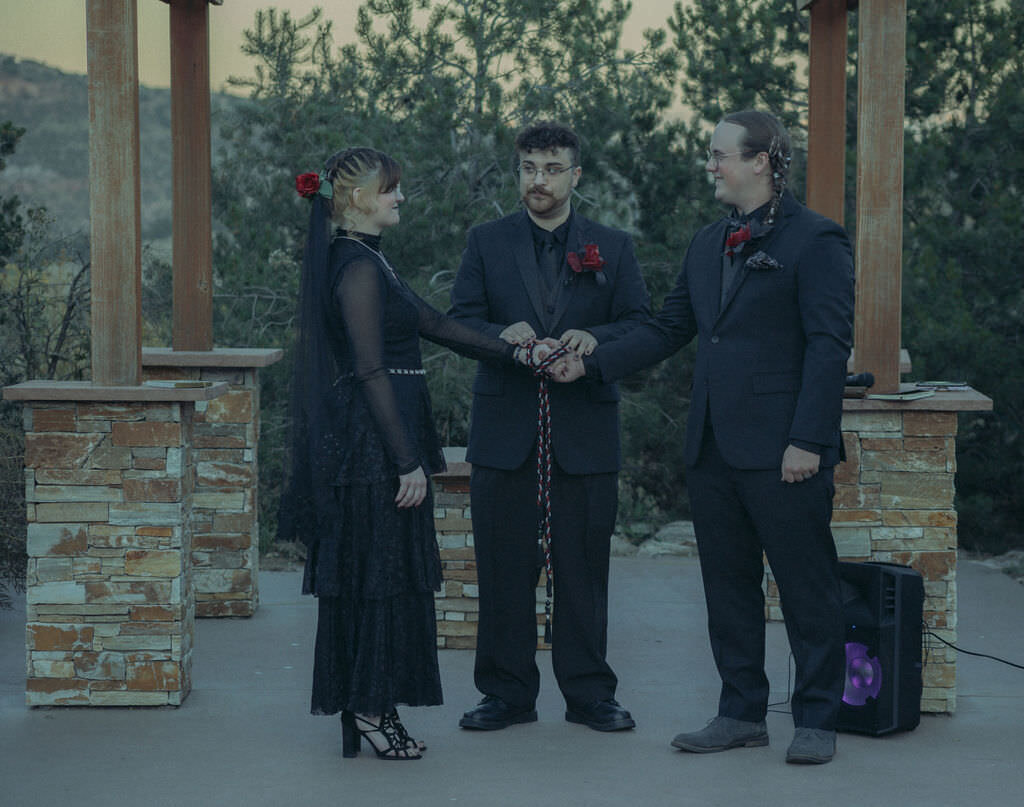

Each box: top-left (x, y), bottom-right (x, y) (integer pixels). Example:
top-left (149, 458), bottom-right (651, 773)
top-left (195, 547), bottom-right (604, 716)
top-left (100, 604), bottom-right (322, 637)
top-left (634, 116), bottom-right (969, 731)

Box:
top-left (1, 555), bottom-right (1022, 807)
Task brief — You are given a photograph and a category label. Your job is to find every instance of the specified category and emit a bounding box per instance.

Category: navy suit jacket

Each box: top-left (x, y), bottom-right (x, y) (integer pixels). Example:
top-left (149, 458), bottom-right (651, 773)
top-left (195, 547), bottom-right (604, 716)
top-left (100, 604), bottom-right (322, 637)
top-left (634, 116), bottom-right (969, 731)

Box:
top-left (591, 192), bottom-right (854, 470)
top-left (449, 209), bottom-right (650, 473)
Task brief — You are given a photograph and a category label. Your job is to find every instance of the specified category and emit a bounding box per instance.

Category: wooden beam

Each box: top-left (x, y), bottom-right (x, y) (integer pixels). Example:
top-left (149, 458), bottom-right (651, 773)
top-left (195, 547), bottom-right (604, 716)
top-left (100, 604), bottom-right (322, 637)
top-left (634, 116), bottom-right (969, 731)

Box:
top-left (805, 0), bottom-right (847, 224)
top-left (169, 0), bottom-right (214, 350)
top-left (797, 0), bottom-right (858, 11)
top-left (3, 379), bottom-right (228, 402)
top-left (853, 0), bottom-right (906, 393)
top-left (86, 0), bottom-right (142, 386)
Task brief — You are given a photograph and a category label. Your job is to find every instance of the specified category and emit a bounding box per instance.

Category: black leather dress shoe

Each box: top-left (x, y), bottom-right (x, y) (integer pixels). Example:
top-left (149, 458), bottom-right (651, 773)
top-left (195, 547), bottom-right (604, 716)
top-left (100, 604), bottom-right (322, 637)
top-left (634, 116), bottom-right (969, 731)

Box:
top-left (459, 695), bottom-right (537, 730)
top-left (565, 698), bottom-right (636, 732)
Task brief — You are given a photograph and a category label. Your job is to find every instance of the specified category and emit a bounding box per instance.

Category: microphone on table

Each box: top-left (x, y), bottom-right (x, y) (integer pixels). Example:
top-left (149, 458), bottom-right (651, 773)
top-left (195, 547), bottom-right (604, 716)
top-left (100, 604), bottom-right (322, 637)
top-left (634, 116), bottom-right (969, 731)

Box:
top-left (845, 372), bottom-right (875, 388)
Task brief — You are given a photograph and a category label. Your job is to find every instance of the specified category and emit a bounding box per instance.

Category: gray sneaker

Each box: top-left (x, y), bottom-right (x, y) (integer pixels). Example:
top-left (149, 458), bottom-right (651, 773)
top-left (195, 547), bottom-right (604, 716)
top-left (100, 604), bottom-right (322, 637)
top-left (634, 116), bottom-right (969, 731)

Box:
top-left (785, 728), bottom-right (836, 764)
top-left (670, 716), bottom-right (769, 753)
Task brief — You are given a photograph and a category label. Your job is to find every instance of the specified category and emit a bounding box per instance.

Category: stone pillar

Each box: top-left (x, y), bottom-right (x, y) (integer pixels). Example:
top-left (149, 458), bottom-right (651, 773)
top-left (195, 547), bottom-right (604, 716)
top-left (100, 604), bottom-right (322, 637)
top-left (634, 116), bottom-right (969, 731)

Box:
top-left (433, 453), bottom-right (477, 649)
top-left (142, 348), bottom-right (282, 617)
top-left (765, 390), bottom-right (991, 714)
top-left (432, 448), bottom-right (549, 650)
top-left (833, 409), bottom-right (958, 714)
top-left (4, 381), bottom-right (227, 706)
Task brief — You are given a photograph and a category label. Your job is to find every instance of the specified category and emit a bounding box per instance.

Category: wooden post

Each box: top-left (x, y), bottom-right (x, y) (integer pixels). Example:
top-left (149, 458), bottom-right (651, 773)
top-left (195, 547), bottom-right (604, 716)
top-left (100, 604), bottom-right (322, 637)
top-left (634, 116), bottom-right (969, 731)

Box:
top-left (86, 0), bottom-right (143, 386)
top-left (853, 0), bottom-right (906, 394)
top-left (169, 0), bottom-right (214, 350)
top-left (805, 0), bottom-right (848, 224)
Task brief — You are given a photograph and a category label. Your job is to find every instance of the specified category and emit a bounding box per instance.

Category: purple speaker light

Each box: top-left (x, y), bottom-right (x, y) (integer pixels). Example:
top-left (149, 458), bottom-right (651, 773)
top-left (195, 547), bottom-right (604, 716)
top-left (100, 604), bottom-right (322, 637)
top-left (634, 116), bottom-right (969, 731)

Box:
top-left (843, 641), bottom-right (883, 706)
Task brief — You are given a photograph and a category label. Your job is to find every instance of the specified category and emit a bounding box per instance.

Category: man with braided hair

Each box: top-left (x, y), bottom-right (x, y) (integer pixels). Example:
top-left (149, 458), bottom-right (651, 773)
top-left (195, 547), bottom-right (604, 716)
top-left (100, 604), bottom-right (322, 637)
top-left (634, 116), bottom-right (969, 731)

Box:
top-left (553, 110), bottom-right (855, 763)
top-left (450, 121), bottom-right (650, 732)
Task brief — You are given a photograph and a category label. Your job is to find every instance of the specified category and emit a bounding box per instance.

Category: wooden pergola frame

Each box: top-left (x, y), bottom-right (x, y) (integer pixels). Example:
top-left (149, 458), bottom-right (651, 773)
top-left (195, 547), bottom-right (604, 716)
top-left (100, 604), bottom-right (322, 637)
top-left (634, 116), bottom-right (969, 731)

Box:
top-left (800, 0), bottom-right (905, 393)
top-left (87, 0), bottom-right (219, 389)
top-left (88, 0), bottom-right (904, 393)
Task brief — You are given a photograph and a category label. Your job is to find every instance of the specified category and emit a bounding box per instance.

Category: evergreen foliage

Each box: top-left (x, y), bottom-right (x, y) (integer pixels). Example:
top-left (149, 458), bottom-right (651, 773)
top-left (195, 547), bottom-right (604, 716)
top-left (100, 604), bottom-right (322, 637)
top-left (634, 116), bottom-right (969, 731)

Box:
top-left (209, 0), bottom-right (1024, 553)
top-left (0, 0), bottom-right (1021, 563)
top-left (0, 122), bottom-right (93, 607)
top-left (212, 3), bottom-right (687, 547)
top-left (899, 0), bottom-right (1024, 551)
top-left (0, 120), bottom-right (29, 608)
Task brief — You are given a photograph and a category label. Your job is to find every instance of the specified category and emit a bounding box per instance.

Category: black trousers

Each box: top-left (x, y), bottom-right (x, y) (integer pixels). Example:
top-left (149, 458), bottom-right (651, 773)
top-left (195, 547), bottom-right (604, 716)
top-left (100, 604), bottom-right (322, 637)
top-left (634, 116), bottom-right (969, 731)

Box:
top-left (470, 455), bottom-right (619, 709)
top-left (686, 426), bottom-right (845, 730)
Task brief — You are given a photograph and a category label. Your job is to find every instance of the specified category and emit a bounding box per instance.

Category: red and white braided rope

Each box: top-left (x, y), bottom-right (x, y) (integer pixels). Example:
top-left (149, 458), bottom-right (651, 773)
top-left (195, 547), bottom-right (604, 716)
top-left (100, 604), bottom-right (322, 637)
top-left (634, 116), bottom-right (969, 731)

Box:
top-left (526, 340), bottom-right (571, 644)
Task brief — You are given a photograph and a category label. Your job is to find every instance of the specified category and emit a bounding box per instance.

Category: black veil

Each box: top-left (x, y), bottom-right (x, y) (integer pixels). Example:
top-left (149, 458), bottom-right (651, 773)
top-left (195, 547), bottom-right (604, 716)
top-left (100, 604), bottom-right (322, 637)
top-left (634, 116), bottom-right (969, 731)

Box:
top-left (277, 190), bottom-right (338, 549)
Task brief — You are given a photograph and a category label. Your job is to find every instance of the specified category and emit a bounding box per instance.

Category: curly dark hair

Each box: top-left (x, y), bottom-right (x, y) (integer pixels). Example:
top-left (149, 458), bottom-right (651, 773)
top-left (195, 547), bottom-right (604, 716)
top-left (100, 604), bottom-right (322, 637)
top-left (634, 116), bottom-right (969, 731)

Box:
top-left (513, 121), bottom-right (581, 167)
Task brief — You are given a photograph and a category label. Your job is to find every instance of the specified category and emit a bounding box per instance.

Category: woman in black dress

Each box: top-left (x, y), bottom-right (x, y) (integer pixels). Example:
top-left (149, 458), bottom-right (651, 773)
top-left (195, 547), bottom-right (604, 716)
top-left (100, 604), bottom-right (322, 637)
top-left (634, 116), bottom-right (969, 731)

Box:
top-left (279, 148), bottom-right (533, 760)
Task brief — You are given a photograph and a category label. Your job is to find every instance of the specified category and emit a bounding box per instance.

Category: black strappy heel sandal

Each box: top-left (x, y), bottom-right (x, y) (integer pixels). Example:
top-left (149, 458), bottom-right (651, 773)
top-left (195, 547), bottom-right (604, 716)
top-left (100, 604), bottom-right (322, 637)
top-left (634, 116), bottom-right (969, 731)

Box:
top-left (387, 709), bottom-right (427, 753)
top-left (341, 711), bottom-right (422, 760)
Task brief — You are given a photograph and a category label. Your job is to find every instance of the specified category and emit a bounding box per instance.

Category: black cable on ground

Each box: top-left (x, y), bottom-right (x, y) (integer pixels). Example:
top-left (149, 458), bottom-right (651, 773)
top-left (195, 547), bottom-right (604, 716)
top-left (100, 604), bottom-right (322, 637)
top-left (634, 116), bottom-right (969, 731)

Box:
top-left (924, 627), bottom-right (1024, 671)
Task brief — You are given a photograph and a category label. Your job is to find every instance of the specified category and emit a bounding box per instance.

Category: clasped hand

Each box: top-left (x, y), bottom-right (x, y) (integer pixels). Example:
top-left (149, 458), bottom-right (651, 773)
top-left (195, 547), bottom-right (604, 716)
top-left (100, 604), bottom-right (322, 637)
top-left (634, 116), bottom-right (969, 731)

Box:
top-left (396, 324), bottom-right (588, 510)
top-left (500, 321), bottom-right (593, 381)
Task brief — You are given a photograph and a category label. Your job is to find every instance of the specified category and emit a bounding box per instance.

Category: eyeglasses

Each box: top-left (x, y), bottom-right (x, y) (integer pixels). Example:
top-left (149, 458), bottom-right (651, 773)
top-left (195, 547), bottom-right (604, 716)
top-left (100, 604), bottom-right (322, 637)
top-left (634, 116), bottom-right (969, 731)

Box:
top-left (518, 162), bottom-right (576, 179)
top-left (705, 149), bottom-right (752, 168)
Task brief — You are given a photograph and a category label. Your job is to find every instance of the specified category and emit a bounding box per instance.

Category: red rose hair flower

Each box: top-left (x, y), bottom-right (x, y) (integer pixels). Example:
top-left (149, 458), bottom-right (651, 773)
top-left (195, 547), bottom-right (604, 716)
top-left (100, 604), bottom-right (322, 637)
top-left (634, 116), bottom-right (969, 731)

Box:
top-left (295, 172), bottom-right (323, 199)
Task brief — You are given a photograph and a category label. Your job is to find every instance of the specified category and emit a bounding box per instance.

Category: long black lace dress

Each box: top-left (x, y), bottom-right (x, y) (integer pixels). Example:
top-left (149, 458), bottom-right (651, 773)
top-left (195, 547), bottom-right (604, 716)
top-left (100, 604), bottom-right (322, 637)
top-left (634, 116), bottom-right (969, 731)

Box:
top-left (292, 232), bottom-right (517, 717)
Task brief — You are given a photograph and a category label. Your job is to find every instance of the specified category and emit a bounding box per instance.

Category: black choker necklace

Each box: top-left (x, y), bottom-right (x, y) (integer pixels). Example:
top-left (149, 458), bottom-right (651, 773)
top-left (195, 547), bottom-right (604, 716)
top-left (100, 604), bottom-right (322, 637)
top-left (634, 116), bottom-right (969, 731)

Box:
top-left (338, 229), bottom-right (382, 250)
top-left (339, 233), bottom-right (397, 281)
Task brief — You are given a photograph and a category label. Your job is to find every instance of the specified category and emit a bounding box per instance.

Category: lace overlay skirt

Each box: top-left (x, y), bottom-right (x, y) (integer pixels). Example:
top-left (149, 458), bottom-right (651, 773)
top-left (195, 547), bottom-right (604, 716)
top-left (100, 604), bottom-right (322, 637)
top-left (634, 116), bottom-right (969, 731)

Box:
top-left (306, 480), bottom-right (443, 715)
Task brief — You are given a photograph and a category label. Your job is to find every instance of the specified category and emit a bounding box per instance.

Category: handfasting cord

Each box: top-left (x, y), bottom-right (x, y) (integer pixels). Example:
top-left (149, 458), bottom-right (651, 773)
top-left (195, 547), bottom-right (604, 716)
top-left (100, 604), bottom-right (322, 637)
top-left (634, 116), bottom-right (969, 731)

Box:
top-left (524, 339), bottom-right (572, 644)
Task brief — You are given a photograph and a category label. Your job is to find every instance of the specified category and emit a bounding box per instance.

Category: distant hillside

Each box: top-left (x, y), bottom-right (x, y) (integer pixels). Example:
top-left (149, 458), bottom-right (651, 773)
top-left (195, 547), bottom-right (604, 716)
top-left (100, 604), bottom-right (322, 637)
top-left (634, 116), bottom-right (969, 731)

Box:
top-left (0, 54), bottom-right (242, 244)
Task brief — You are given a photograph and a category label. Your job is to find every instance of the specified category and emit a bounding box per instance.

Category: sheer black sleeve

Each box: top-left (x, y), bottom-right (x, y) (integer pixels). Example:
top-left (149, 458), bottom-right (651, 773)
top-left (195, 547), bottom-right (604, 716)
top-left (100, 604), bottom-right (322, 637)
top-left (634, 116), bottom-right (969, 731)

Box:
top-left (411, 293), bottom-right (517, 362)
top-left (335, 258), bottom-right (420, 475)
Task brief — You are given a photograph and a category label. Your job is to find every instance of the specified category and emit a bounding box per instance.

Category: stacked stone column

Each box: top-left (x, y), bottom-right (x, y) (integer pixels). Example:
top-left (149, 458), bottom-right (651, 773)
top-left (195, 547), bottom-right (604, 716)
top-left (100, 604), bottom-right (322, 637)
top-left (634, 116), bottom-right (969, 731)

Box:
top-left (833, 409), bottom-right (959, 714)
top-left (142, 348), bottom-right (282, 618)
top-left (765, 392), bottom-right (990, 714)
top-left (432, 448), bottom-right (550, 649)
top-left (5, 383), bottom-right (227, 706)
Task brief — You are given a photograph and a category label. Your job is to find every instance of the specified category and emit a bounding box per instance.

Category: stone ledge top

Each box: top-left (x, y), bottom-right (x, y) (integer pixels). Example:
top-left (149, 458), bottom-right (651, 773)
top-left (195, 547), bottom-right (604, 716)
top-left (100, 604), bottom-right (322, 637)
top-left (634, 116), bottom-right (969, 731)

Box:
top-left (142, 347), bottom-right (284, 368)
top-left (2, 380), bottom-right (229, 402)
top-left (434, 446), bottom-right (471, 479)
top-left (848, 348), bottom-right (912, 374)
top-left (843, 387), bottom-right (992, 412)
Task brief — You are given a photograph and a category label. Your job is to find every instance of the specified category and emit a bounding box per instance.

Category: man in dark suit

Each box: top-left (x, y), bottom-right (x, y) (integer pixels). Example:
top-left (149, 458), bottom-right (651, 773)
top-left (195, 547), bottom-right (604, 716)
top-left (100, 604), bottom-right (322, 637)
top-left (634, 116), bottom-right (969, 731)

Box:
top-left (449, 121), bottom-right (650, 732)
top-left (553, 110), bottom-right (854, 763)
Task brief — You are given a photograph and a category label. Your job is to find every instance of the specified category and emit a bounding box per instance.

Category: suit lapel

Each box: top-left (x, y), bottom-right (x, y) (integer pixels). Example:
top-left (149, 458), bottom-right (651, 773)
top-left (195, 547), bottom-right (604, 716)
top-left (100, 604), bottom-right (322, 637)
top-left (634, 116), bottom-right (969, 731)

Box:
top-left (700, 219), bottom-right (730, 326)
top-left (716, 194), bottom-right (796, 320)
top-left (718, 249), bottom-right (748, 318)
top-left (508, 211), bottom-right (549, 327)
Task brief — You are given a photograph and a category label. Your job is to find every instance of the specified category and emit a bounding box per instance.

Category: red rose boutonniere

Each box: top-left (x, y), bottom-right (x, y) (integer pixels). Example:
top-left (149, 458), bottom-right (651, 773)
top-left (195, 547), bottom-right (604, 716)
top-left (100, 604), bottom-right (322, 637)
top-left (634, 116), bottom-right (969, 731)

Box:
top-left (724, 223), bottom-right (752, 257)
top-left (295, 172), bottom-right (333, 199)
top-left (567, 243), bottom-right (607, 285)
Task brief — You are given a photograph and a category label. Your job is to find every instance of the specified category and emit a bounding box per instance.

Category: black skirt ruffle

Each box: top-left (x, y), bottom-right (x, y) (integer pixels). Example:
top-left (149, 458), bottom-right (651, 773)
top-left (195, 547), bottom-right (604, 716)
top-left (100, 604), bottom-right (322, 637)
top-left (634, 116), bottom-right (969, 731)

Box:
top-left (305, 481), bottom-right (443, 715)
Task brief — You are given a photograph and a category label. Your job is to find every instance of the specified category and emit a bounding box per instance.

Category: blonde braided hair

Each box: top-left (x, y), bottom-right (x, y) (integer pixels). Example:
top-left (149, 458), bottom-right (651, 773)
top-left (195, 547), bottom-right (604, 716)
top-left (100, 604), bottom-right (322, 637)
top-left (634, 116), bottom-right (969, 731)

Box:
top-left (322, 147), bottom-right (402, 231)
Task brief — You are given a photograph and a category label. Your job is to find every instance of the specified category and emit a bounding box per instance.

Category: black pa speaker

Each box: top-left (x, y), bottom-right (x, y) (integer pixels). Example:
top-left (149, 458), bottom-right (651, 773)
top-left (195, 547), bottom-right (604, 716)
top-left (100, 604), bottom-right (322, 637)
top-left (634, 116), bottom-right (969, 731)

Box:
top-left (837, 561), bottom-right (924, 735)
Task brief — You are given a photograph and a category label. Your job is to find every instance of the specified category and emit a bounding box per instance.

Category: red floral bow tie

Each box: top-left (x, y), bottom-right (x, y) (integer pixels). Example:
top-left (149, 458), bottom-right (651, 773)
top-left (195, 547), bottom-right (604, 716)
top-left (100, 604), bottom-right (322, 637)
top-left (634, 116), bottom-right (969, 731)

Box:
top-left (724, 223), bottom-right (752, 257)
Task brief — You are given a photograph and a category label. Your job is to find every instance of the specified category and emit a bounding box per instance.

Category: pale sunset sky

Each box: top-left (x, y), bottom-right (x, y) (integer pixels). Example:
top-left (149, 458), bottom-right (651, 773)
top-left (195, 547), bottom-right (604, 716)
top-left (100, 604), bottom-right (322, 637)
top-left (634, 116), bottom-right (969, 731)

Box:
top-left (0, 1), bottom-right (686, 92)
